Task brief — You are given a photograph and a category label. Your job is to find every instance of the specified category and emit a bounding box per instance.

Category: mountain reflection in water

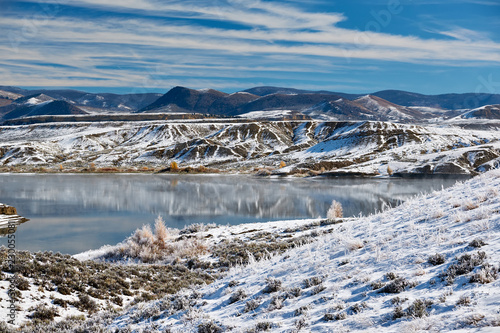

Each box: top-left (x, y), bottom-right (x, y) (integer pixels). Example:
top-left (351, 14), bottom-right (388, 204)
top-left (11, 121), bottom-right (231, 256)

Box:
top-left (0, 174), bottom-right (459, 254)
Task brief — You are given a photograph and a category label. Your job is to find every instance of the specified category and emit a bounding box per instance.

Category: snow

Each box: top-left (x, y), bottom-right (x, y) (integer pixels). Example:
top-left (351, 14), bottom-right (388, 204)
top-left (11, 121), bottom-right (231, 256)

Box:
top-left (25, 97), bottom-right (41, 105)
top-left (0, 120), bottom-right (499, 175)
top-left (237, 110), bottom-right (294, 119)
top-left (108, 170), bottom-right (500, 332)
top-left (3, 171), bottom-right (500, 331)
top-left (229, 92), bottom-right (254, 96)
top-left (409, 106), bottom-right (448, 113)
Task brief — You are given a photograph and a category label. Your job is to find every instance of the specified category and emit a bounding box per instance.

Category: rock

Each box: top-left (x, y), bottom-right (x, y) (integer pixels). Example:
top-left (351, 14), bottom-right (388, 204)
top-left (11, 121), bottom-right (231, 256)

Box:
top-left (0, 204), bottom-right (17, 215)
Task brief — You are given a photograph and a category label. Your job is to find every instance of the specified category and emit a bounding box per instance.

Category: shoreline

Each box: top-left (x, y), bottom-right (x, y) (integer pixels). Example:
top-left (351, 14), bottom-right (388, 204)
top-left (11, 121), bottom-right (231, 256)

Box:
top-left (0, 166), bottom-right (474, 179)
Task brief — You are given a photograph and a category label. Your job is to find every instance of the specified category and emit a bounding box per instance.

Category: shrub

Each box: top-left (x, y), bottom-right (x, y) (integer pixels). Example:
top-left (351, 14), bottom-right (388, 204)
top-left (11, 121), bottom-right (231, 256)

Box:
top-left (391, 297), bottom-right (408, 305)
top-left (323, 312), bottom-right (347, 321)
top-left (371, 281), bottom-right (385, 290)
top-left (228, 288), bottom-right (247, 304)
top-left (311, 284), bottom-right (326, 295)
top-left (295, 317), bottom-right (308, 330)
top-left (294, 305), bottom-right (309, 316)
top-left (464, 313), bottom-right (485, 326)
top-left (428, 253), bottom-right (446, 266)
top-left (327, 200), bottom-right (343, 220)
top-left (263, 277), bottom-right (282, 293)
top-left (113, 216), bottom-right (207, 263)
top-left (13, 275), bottom-right (30, 291)
top-left (468, 238), bottom-right (487, 248)
top-left (8, 289), bottom-right (22, 301)
top-left (52, 298), bottom-right (69, 308)
top-left (406, 299), bottom-right (432, 318)
top-left (303, 276), bottom-right (323, 288)
top-left (244, 299), bottom-right (260, 312)
top-left (57, 285), bottom-right (71, 295)
top-left (154, 216), bottom-right (169, 247)
top-left (74, 294), bottom-right (98, 313)
top-left (279, 161), bottom-right (286, 169)
top-left (198, 320), bottom-right (222, 333)
top-left (392, 306), bottom-right (405, 319)
top-left (393, 299), bottom-right (433, 319)
top-left (445, 251), bottom-right (487, 281)
top-left (29, 304), bottom-right (59, 321)
top-left (228, 280), bottom-right (239, 287)
top-left (287, 287), bottom-right (302, 298)
top-left (387, 165), bottom-right (393, 176)
top-left (469, 264), bottom-right (498, 284)
top-left (268, 295), bottom-right (285, 311)
top-left (348, 302), bottom-right (368, 314)
top-left (255, 322), bottom-right (273, 331)
top-left (456, 295), bottom-right (471, 306)
top-left (379, 277), bottom-right (411, 294)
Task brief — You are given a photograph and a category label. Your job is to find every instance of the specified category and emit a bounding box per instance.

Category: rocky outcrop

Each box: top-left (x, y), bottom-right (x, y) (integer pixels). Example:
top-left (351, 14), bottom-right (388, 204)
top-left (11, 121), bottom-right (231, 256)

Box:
top-left (0, 203), bottom-right (17, 215)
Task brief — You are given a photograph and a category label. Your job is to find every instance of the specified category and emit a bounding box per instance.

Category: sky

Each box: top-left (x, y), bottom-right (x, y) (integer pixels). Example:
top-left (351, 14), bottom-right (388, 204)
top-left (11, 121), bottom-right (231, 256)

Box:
top-left (1, 0), bottom-right (500, 95)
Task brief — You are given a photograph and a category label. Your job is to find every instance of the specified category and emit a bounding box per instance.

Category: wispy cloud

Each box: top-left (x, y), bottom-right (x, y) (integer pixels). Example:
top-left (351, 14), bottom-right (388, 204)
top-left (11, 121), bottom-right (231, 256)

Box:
top-left (0, 0), bottom-right (498, 91)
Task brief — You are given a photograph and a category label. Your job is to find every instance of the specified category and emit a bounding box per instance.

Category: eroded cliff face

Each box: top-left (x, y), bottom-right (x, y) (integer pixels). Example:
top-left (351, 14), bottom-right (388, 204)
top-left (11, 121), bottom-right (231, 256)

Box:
top-left (0, 120), bottom-right (499, 175)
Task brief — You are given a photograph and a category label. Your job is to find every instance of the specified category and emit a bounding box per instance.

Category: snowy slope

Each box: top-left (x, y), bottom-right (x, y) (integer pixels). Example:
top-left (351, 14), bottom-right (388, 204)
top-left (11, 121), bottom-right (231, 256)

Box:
top-left (355, 95), bottom-right (419, 121)
top-left (110, 170), bottom-right (500, 332)
top-left (0, 120), bottom-right (499, 175)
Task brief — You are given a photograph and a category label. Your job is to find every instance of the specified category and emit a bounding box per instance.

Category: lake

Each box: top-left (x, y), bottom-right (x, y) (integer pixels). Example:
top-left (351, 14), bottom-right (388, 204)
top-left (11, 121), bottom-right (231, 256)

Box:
top-left (0, 173), bottom-right (462, 254)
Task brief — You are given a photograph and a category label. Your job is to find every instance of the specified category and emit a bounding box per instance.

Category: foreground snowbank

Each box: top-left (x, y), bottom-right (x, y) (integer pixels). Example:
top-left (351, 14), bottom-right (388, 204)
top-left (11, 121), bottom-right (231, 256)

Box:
top-left (110, 170), bottom-right (500, 332)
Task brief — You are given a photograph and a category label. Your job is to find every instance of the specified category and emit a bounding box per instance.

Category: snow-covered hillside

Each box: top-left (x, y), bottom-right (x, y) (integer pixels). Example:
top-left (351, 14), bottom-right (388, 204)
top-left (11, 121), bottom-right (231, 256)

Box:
top-left (109, 170), bottom-right (500, 332)
top-left (0, 120), bottom-right (499, 176)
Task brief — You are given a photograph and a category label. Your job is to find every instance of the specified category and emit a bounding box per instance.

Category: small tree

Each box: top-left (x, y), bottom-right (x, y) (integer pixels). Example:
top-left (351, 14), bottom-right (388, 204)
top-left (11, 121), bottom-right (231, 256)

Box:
top-left (387, 165), bottom-right (393, 176)
top-left (170, 161), bottom-right (179, 171)
top-left (279, 161), bottom-right (286, 169)
top-left (59, 164), bottom-right (63, 171)
top-left (327, 200), bottom-right (343, 220)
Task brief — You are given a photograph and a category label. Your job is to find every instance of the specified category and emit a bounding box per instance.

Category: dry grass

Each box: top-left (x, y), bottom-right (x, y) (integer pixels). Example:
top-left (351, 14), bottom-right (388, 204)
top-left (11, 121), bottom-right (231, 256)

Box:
top-left (463, 200), bottom-right (479, 211)
top-left (327, 200), bottom-right (343, 220)
top-left (112, 216), bottom-right (208, 263)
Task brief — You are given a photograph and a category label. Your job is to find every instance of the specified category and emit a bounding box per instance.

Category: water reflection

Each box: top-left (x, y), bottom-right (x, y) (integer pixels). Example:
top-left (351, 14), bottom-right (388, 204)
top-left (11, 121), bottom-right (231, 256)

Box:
top-left (0, 174), bottom-right (460, 254)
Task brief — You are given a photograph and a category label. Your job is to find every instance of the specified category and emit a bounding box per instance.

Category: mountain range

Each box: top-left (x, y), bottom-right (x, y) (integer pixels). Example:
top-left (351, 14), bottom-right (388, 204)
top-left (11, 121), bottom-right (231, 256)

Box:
top-left (1, 85), bottom-right (500, 123)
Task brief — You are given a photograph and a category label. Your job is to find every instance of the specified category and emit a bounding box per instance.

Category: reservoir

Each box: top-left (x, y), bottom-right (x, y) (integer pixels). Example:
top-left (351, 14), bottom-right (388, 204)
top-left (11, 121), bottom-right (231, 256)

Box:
top-left (0, 173), bottom-right (461, 254)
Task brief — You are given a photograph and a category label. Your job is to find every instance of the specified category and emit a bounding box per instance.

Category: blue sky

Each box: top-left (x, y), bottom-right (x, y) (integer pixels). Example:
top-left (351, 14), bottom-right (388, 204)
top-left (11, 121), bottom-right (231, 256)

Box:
top-left (1, 0), bottom-right (500, 94)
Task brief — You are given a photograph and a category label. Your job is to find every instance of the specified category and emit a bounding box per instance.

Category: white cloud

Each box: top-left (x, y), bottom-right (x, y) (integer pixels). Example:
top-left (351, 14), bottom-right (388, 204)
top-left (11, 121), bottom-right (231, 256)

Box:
top-left (1, 0), bottom-right (499, 89)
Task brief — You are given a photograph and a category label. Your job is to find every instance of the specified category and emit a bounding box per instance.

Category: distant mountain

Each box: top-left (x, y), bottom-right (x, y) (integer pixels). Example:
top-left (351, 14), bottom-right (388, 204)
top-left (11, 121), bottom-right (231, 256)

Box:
top-left (0, 91), bottom-right (19, 108)
top-left (243, 86), bottom-right (360, 100)
top-left (2, 84), bottom-right (500, 121)
top-left (371, 90), bottom-right (500, 110)
top-left (458, 104), bottom-right (500, 120)
top-left (354, 95), bottom-right (426, 120)
top-left (206, 92), bottom-right (260, 115)
top-left (302, 98), bottom-right (376, 121)
top-left (243, 86), bottom-right (500, 111)
top-left (140, 86), bottom-right (229, 113)
top-left (141, 87), bottom-right (423, 122)
top-left (0, 89), bottom-right (23, 100)
top-left (0, 86), bottom-right (28, 95)
top-left (2, 100), bottom-right (88, 120)
top-left (0, 86), bottom-right (161, 111)
top-left (14, 93), bottom-right (55, 105)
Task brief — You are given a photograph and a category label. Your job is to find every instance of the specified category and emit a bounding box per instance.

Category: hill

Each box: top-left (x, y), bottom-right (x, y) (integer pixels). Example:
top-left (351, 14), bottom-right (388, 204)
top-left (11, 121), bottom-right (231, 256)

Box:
top-left (5, 169), bottom-right (500, 332)
top-left (2, 100), bottom-right (88, 120)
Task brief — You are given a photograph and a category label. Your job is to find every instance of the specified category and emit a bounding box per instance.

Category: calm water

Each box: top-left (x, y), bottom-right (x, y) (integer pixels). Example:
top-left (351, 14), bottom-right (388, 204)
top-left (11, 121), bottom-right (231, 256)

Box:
top-left (0, 174), bottom-right (461, 254)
